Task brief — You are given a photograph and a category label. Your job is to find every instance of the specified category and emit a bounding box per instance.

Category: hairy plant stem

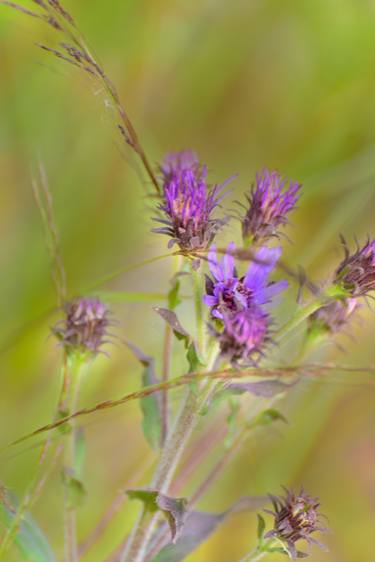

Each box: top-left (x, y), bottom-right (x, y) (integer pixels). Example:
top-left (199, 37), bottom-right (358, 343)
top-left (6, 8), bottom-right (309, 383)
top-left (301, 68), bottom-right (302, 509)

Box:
top-left (63, 354), bottom-right (87, 562)
top-left (121, 351), bottom-right (220, 562)
top-left (192, 268), bottom-right (205, 356)
top-left (238, 539), bottom-right (276, 562)
top-left (161, 254), bottom-right (183, 443)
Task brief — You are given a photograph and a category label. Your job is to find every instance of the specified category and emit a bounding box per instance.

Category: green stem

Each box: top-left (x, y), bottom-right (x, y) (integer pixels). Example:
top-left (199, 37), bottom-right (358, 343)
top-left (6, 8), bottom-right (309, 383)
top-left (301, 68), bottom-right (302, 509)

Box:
top-left (121, 355), bottom-right (220, 562)
top-left (192, 267), bottom-right (205, 357)
top-left (63, 354), bottom-right (87, 562)
top-left (276, 285), bottom-right (342, 343)
top-left (238, 539), bottom-right (276, 562)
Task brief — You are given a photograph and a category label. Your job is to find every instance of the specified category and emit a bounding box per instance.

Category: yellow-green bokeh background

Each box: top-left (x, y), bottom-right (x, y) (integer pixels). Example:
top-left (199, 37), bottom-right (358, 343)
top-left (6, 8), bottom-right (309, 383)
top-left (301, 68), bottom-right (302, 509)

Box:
top-left (1, 1), bottom-right (375, 561)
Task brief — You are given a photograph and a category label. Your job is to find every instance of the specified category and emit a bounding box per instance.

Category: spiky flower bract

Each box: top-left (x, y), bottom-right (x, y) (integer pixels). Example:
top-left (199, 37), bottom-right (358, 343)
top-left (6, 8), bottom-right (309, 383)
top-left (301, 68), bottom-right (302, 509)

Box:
top-left (154, 150), bottom-right (228, 253)
top-left (334, 239), bottom-right (375, 297)
top-left (205, 243), bottom-right (287, 362)
top-left (54, 297), bottom-right (109, 355)
top-left (265, 488), bottom-right (327, 559)
top-left (242, 169), bottom-right (301, 243)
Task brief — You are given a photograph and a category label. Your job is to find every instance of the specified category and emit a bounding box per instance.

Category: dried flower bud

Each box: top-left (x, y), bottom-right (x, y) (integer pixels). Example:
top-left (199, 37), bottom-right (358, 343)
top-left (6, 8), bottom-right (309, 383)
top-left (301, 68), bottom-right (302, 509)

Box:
top-left (242, 169), bottom-right (301, 243)
top-left (334, 239), bottom-right (375, 297)
top-left (265, 488), bottom-right (327, 559)
top-left (309, 298), bottom-right (359, 334)
top-left (154, 150), bottom-right (228, 253)
top-left (54, 297), bottom-right (109, 355)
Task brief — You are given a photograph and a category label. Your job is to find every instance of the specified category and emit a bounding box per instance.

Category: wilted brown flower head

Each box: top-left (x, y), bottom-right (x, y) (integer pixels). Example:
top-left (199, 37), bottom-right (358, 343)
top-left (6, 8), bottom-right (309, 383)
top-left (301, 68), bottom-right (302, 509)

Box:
top-left (54, 297), bottom-right (109, 355)
top-left (265, 488), bottom-right (327, 559)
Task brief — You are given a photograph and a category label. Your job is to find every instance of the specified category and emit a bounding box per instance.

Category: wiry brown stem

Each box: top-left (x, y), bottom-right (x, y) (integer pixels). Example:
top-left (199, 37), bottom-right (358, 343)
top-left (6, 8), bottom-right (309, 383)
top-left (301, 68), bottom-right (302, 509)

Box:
top-left (7, 364), bottom-right (306, 449)
top-left (3, 0), bottom-right (161, 196)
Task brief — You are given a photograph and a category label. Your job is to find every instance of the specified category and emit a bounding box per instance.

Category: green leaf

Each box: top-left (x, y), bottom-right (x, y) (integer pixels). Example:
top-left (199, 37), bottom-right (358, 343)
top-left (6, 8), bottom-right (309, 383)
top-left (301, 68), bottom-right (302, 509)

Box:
top-left (154, 308), bottom-right (191, 347)
top-left (61, 470), bottom-right (86, 509)
top-left (186, 343), bottom-right (203, 396)
top-left (125, 342), bottom-right (163, 450)
top-left (127, 489), bottom-right (188, 542)
top-left (257, 514), bottom-right (266, 539)
top-left (227, 379), bottom-right (295, 398)
top-left (150, 496), bottom-right (266, 562)
top-left (94, 291), bottom-right (167, 303)
top-left (168, 278), bottom-right (182, 310)
top-left (250, 408), bottom-right (288, 428)
top-left (186, 343), bottom-right (203, 373)
top-left (0, 491), bottom-right (56, 562)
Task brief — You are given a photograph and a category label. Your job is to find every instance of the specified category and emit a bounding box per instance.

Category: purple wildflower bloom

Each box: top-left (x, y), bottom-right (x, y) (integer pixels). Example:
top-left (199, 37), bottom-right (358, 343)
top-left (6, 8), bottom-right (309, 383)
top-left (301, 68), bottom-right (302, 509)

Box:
top-left (216, 307), bottom-right (270, 363)
top-left (154, 150), bottom-right (228, 252)
top-left (264, 488), bottom-right (327, 559)
top-left (204, 243), bottom-right (288, 319)
top-left (242, 169), bottom-right (301, 242)
top-left (334, 239), bottom-right (375, 297)
top-left (205, 243), bottom-right (287, 362)
top-left (54, 297), bottom-right (109, 355)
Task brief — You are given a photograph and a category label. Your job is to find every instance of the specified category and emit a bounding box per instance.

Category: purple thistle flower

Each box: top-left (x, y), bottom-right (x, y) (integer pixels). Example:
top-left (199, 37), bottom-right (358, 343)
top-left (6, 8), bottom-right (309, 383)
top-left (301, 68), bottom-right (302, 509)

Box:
top-left (204, 243), bottom-right (288, 319)
top-left (242, 169), bottom-right (301, 243)
top-left (205, 243), bottom-right (287, 362)
top-left (309, 298), bottom-right (359, 334)
top-left (54, 297), bottom-right (110, 355)
top-left (154, 150), bottom-right (228, 253)
top-left (264, 488), bottom-right (327, 559)
top-left (334, 238), bottom-right (375, 297)
top-left (215, 307), bottom-right (270, 363)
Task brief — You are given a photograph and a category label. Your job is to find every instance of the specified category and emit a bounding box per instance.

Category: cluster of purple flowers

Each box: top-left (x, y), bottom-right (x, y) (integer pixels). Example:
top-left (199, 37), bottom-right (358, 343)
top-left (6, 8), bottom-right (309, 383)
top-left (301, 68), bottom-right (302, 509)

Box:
top-left (154, 151), bottom-right (303, 362)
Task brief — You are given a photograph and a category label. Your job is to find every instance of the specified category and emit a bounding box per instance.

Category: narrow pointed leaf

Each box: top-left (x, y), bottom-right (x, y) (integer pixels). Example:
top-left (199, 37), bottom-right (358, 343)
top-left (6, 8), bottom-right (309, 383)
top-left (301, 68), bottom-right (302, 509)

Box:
top-left (127, 489), bottom-right (188, 542)
top-left (125, 342), bottom-right (163, 450)
top-left (154, 308), bottom-right (191, 346)
top-left (150, 496), bottom-right (266, 562)
top-left (228, 379), bottom-right (295, 398)
top-left (0, 491), bottom-right (56, 562)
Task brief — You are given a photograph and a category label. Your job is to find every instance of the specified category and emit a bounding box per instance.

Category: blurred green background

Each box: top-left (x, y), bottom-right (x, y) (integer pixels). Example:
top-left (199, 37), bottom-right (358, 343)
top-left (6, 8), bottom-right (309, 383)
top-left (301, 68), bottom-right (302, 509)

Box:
top-left (1, 0), bottom-right (375, 561)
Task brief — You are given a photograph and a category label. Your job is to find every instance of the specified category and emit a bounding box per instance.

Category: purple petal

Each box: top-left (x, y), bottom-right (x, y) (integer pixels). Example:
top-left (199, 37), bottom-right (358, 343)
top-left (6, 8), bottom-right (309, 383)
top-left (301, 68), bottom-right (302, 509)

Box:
top-left (221, 242), bottom-right (236, 279)
top-left (244, 246), bottom-right (282, 297)
top-left (207, 245), bottom-right (223, 281)
top-left (203, 295), bottom-right (218, 307)
top-left (261, 280), bottom-right (288, 305)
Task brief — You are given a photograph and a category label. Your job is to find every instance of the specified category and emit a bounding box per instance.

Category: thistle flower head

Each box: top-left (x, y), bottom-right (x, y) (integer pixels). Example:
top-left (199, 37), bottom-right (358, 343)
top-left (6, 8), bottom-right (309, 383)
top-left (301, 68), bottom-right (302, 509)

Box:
top-left (154, 150), bottom-right (227, 253)
top-left (265, 488), bottom-right (327, 559)
top-left (242, 169), bottom-right (301, 243)
top-left (204, 243), bottom-right (288, 319)
top-left (334, 239), bottom-right (375, 297)
top-left (309, 298), bottom-right (359, 334)
top-left (54, 297), bottom-right (109, 355)
top-left (216, 307), bottom-right (270, 363)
